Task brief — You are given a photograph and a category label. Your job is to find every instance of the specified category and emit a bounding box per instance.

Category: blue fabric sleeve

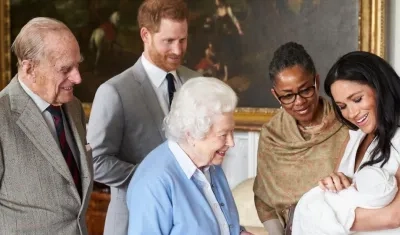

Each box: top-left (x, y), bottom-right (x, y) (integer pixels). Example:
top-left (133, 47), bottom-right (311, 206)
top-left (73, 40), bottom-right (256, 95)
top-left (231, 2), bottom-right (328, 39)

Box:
top-left (127, 176), bottom-right (173, 235)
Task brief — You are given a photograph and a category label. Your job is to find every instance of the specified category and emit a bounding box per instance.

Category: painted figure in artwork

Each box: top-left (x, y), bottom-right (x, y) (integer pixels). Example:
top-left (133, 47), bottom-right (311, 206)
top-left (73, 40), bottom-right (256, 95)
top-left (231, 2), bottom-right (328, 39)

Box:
top-left (89, 11), bottom-right (121, 73)
top-left (212, 0), bottom-right (244, 81)
top-left (195, 42), bottom-right (220, 77)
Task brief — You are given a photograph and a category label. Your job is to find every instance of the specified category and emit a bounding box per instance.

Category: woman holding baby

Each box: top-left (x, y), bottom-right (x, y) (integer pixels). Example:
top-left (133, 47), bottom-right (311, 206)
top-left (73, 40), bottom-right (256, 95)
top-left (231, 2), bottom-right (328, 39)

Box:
top-left (317, 51), bottom-right (400, 234)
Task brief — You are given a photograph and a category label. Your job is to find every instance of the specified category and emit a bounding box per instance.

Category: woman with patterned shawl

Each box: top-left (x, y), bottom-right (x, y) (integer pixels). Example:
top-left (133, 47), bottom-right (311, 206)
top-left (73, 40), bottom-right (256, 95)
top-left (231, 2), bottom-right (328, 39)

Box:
top-left (253, 42), bottom-right (349, 235)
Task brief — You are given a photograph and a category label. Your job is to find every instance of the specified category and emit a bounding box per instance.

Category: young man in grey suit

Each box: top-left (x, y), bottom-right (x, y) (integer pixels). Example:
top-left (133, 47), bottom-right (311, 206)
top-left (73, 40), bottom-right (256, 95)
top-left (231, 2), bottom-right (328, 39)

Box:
top-left (86, 0), bottom-right (200, 234)
top-left (0, 17), bottom-right (93, 234)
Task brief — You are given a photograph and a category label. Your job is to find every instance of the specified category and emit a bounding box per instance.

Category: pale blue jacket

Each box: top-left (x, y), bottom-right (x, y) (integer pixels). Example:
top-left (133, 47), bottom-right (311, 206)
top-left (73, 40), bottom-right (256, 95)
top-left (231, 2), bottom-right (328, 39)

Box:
top-left (127, 141), bottom-right (241, 235)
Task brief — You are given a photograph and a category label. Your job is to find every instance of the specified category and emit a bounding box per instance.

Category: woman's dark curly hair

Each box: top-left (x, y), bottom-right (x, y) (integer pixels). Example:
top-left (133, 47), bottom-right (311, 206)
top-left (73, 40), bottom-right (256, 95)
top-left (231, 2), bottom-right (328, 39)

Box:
top-left (269, 42), bottom-right (316, 83)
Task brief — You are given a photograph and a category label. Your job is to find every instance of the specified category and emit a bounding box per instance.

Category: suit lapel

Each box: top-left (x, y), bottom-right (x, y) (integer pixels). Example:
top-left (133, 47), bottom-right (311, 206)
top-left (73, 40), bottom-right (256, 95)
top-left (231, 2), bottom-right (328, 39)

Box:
top-left (10, 80), bottom-right (73, 185)
top-left (176, 66), bottom-right (190, 83)
top-left (132, 60), bottom-right (166, 140)
top-left (63, 102), bottom-right (91, 202)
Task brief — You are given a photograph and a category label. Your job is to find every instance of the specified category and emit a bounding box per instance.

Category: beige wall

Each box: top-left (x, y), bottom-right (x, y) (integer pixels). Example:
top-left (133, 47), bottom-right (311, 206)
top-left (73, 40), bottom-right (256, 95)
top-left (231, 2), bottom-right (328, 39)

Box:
top-left (389, 0), bottom-right (400, 73)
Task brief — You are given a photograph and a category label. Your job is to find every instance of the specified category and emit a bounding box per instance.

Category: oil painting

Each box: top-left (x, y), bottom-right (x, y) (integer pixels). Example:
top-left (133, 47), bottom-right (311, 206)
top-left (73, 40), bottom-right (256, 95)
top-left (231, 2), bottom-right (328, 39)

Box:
top-left (0, 0), bottom-right (385, 129)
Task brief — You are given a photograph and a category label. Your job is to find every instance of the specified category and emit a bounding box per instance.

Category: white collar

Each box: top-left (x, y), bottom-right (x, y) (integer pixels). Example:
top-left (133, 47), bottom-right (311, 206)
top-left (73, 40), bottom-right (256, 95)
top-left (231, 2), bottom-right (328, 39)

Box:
top-left (168, 140), bottom-right (211, 179)
top-left (18, 77), bottom-right (51, 112)
top-left (141, 54), bottom-right (178, 88)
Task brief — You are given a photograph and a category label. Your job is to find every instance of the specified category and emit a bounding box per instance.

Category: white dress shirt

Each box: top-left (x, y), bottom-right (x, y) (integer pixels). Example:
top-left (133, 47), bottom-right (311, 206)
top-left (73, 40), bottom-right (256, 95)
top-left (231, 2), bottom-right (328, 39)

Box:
top-left (168, 140), bottom-right (230, 235)
top-left (141, 55), bottom-right (183, 115)
top-left (18, 78), bottom-right (80, 169)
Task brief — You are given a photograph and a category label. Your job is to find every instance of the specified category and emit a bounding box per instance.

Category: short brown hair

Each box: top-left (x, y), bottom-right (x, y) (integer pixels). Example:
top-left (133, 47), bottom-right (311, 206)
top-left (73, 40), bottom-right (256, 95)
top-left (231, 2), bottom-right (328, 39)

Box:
top-left (137, 0), bottom-right (189, 33)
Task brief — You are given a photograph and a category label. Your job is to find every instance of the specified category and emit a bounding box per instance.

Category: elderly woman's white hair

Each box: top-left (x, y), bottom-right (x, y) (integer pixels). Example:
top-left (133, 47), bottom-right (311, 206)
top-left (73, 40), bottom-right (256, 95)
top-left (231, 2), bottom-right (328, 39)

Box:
top-left (164, 76), bottom-right (237, 142)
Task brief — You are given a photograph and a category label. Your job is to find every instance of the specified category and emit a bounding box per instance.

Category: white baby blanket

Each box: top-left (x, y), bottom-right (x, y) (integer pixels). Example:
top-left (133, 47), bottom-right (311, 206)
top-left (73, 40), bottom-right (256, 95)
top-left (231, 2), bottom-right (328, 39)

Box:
top-left (292, 166), bottom-right (398, 235)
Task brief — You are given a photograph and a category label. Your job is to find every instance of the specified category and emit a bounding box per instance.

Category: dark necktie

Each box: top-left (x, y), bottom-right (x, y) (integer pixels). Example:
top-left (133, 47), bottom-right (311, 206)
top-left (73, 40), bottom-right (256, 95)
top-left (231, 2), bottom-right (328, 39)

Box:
top-left (166, 73), bottom-right (176, 108)
top-left (46, 105), bottom-right (82, 197)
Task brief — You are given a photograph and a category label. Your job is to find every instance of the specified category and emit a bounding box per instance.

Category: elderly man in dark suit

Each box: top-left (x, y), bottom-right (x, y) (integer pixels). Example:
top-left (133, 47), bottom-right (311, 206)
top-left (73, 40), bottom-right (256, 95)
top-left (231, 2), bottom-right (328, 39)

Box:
top-left (86, 0), bottom-right (200, 234)
top-left (0, 17), bottom-right (93, 234)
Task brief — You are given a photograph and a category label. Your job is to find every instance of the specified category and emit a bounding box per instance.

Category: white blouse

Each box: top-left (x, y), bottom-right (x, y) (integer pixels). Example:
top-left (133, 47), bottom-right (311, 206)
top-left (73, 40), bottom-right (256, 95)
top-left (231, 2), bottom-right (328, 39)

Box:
top-left (337, 128), bottom-right (400, 234)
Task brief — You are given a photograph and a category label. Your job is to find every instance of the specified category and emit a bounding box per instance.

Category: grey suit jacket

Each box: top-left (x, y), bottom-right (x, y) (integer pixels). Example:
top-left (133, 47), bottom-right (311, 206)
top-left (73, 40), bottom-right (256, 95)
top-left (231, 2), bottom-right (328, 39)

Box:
top-left (87, 58), bottom-right (200, 235)
top-left (0, 78), bottom-right (93, 235)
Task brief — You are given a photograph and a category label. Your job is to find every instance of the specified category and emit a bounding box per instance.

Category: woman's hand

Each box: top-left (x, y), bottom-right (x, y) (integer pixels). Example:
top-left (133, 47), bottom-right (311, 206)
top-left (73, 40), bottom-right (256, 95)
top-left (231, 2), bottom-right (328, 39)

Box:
top-left (318, 172), bottom-right (352, 192)
top-left (240, 231), bottom-right (254, 235)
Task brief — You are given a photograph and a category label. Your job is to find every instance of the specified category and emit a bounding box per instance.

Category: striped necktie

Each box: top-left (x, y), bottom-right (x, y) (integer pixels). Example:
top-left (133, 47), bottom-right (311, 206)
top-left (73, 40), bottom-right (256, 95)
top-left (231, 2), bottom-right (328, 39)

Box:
top-left (46, 105), bottom-right (82, 198)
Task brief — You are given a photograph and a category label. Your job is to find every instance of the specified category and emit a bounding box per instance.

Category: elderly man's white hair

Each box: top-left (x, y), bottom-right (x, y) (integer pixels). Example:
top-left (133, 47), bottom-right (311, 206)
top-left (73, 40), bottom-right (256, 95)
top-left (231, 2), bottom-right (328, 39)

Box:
top-left (164, 76), bottom-right (237, 142)
top-left (11, 17), bottom-right (71, 67)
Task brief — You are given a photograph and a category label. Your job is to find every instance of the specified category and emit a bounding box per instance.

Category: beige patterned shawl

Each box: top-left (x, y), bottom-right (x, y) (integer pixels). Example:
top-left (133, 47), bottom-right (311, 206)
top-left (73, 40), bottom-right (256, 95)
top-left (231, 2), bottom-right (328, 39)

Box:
top-left (253, 98), bottom-right (349, 226)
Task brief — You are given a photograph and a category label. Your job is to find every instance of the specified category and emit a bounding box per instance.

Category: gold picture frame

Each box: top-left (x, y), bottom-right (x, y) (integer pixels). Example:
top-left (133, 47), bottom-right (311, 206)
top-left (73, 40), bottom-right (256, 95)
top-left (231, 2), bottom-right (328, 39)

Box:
top-left (0, 0), bottom-right (385, 131)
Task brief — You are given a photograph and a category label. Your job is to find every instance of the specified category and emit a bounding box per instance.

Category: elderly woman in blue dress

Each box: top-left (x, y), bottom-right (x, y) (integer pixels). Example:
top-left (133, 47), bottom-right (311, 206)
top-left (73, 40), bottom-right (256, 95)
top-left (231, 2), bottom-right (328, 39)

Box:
top-left (126, 77), bottom-right (252, 235)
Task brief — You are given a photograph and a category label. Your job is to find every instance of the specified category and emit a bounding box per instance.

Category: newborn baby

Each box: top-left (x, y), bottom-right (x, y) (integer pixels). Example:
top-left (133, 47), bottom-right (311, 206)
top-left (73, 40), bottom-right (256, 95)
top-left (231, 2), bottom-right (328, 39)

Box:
top-left (292, 166), bottom-right (398, 235)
